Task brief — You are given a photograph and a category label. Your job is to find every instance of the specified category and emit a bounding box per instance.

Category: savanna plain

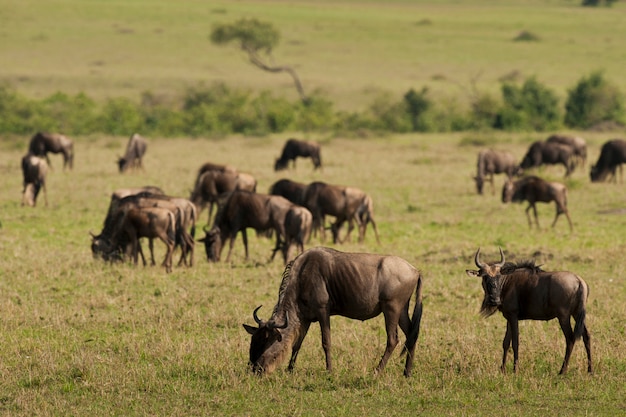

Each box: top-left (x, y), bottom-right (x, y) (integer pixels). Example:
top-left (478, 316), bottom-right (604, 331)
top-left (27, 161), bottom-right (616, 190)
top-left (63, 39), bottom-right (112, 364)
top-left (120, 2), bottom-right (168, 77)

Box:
top-left (1, 1), bottom-right (626, 416)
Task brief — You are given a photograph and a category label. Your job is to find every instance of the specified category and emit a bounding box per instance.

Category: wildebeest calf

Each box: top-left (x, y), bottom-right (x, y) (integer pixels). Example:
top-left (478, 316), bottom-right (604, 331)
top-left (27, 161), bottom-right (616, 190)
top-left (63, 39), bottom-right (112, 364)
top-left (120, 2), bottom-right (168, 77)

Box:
top-left (502, 176), bottom-right (573, 231)
top-left (466, 247), bottom-right (592, 375)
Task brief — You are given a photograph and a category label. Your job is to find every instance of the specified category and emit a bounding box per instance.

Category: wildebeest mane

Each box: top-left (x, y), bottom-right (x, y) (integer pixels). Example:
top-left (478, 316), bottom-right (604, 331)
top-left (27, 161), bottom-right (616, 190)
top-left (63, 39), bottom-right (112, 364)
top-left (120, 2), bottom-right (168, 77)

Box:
top-left (272, 259), bottom-right (295, 317)
top-left (500, 260), bottom-right (544, 275)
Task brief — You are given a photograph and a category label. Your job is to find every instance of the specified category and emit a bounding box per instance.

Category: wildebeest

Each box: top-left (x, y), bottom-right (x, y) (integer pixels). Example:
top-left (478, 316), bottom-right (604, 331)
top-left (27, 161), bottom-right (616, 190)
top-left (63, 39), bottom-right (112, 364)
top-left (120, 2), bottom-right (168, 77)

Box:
top-left (589, 138), bottom-right (626, 183)
top-left (302, 181), bottom-right (379, 244)
top-left (269, 178), bottom-right (307, 206)
top-left (190, 170), bottom-right (257, 224)
top-left (274, 138), bottom-right (322, 171)
top-left (197, 191), bottom-right (293, 263)
top-left (108, 206), bottom-right (176, 273)
top-left (91, 190), bottom-right (194, 268)
top-left (502, 176), bottom-right (573, 231)
top-left (518, 140), bottom-right (575, 177)
top-left (243, 247), bottom-right (423, 376)
top-left (466, 248), bottom-right (592, 374)
top-left (21, 154), bottom-right (49, 207)
top-left (273, 205), bottom-right (313, 264)
top-left (473, 149), bottom-right (517, 195)
top-left (546, 134), bottom-right (587, 168)
top-left (118, 133), bottom-right (148, 173)
top-left (28, 132), bottom-right (74, 170)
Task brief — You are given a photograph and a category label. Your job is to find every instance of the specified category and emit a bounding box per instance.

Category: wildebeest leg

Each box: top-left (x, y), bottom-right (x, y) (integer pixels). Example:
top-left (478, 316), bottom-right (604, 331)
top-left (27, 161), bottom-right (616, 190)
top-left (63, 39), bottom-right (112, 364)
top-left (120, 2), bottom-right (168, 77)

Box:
top-left (398, 307), bottom-right (415, 377)
top-left (552, 203), bottom-right (573, 232)
top-left (288, 321), bottom-right (312, 372)
top-left (501, 321), bottom-right (513, 373)
top-left (525, 203), bottom-right (539, 229)
top-left (510, 318), bottom-right (520, 373)
top-left (376, 306), bottom-right (400, 374)
top-left (318, 313), bottom-right (333, 371)
top-left (148, 238), bottom-right (156, 266)
top-left (557, 315), bottom-right (576, 375)
top-left (582, 326), bottom-right (593, 373)
top-left (488, 173), bottom-right (495, 195)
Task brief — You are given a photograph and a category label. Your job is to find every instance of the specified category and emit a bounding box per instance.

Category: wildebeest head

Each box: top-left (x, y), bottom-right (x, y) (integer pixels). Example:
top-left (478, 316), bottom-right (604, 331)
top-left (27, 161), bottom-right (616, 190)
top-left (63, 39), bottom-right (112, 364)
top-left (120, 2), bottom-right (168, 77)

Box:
top-left (501, 180), bottom-right (516, 203)
top-left (242, 305), bottom-right (289, 374)
top-left (274, 158), bottom-right (288, 171)
top-left (465, 247), bottom-right (506, 316)
top-left (117, 157), bottom-right (128, 173)
top-left (197, 226), bottom-right (222, 262)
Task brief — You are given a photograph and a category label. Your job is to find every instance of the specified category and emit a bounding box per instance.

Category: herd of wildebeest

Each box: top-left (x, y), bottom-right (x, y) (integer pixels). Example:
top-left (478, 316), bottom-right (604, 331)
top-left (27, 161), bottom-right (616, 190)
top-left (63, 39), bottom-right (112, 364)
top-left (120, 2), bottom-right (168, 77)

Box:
top-left (19, 131), bottom-right (626, 376)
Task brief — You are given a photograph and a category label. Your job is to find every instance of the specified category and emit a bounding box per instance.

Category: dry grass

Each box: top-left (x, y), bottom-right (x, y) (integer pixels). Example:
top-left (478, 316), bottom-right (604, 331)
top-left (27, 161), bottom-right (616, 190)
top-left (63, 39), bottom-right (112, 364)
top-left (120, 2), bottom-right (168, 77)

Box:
top-left (1, 132), bottom-right (625, 415)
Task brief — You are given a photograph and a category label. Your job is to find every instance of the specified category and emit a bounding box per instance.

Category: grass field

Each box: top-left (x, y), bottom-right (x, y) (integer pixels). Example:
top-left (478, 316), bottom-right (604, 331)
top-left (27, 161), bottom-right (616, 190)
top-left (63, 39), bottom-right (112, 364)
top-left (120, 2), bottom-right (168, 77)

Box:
top-left (2, 0), bottom-right (626, 415)
top-left (2, 1), bottom-right (626, 110)
top-left (1, 131), bottom-right (626, 415)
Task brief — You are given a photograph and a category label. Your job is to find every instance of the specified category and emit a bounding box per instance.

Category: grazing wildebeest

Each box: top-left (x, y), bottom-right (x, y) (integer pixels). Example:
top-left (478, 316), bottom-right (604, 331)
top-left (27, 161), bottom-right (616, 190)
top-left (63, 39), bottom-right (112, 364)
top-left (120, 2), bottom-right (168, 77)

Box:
top-left (28, 132), bottom-right (74, 170)
top-left (243, 247), bottom-right (423, 376)
top-left (473, 149), bottom-right (517, 195)
top-left (108, 206), bottom-right (176, 273)
top-left (190, 170), bottom-right (257, 224)
top-left (274, 138), bottom-right (322, 171)
top-left (502, 176), bottom-right (573, 231)
top-left (466, 248), bottom-right (592, 375)
top-left (546, 134), bottom-right (587, 168)
top-left (269, 178), bottom-right (307, 206)
top-left (197, 191), bottom-right (292, 263)
top-left (118, 133), bottom-right (148, 173)
top-left (91, 191), bottom-right (194, 267)
top-left (303, 182), bottom-right (379, 244)
top-left (21, 154), bottom-right (49, 207)
top-left (518, 140), bottom-right (575, 177)
top-left (589, 139), bottom-right (626, 183)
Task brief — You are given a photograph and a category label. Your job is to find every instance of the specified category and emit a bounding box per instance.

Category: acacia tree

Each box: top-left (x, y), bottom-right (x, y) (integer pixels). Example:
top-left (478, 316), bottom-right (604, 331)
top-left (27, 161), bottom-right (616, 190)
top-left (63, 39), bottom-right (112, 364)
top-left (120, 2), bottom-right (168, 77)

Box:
top-left (210, 19), bottom-right (308, 103)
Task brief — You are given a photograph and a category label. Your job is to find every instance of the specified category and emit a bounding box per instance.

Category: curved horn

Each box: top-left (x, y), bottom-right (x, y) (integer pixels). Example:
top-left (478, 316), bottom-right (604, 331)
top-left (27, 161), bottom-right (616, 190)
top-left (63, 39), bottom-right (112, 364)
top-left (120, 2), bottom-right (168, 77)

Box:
top-left (89, 230), bottom-right (97, 238)
top-left (495, 247), bottom-right (506, 267)
top-left (271, 312), bottom-right (289, 330)
top-left (253, 305), bottom-right (263, 325)
top-left (474, 247), bottom-right (486, 269)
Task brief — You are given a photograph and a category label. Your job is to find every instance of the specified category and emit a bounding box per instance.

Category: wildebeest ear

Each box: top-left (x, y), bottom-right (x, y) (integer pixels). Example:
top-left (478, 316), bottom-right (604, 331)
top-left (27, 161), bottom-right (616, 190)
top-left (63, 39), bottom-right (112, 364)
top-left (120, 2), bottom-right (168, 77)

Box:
top-left (243, 324), bottom-right (258, 335)
top-left (465, 269), bottom-right (480, 278)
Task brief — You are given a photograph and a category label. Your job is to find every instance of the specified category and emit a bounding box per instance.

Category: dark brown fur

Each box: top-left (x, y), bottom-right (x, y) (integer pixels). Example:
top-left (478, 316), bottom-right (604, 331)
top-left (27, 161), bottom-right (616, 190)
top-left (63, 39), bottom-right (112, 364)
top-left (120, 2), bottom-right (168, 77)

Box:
top-left (474, 149), bottom-right (517, 195)
top-left (28, 132), bottom-right (74, 170)
top-left (519, 140), bottom-right (575, 177)
top-left (590, 138), bottom-right (626, 183)
top-left (502, 176), bottom-right (573, 231)
top-left (274, 138), bottom-right (322, 171)
top-left (118, 133), bottom-right (148, 173)
top-left (466, 248), bottom-right (592, 375)
top-left (21, 154), bottom-right (48, 207)
top-left (243, 247), bottom-right (423, 376)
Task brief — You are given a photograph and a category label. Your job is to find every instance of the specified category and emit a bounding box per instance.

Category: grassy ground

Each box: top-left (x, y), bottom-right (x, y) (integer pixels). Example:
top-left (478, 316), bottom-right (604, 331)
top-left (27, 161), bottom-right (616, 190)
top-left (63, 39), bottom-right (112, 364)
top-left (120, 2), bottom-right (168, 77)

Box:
top-left (1, 1), bottom-right (626, 110)
top-left (1, 132), bottom-right (625, 415)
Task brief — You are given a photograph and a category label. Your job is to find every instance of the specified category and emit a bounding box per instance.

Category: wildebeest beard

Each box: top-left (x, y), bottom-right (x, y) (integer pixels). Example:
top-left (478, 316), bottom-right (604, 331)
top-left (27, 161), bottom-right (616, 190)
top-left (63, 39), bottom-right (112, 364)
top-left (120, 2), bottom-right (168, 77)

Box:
top-left (480, 277), bottom-right (503, 318)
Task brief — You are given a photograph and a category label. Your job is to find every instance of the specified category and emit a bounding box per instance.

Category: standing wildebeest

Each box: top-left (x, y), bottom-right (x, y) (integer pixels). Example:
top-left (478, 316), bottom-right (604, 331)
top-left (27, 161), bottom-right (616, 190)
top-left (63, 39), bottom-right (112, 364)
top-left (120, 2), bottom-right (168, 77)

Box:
top-left (118, 133), bottom-right (148, 173)
top-left (28, 132), bottom-right (74, 170)
top-left (546, 134), bottom-right (587, 168)
top-left (269, 178), bottom-right (307, 206)
top-left (274, 138), bottom-right (322, 171)
top-left (303, 181), bottom-right (379, 244)
top-left (272, 205), bottom-right (313, 264)
top-left (190, 170), bottom-right (257, 224)
top-left (518, 140), bottom-right (575, 178)
top-left (502, 176), bottom-right (573, 231)
top-left (21, 154), bottom-right (49, 207)
top-left (197, 191), bottom-right (292, 263)
top-left (473, 149), bottom-right (517, 195)
top-left (466, 248), bottom-right (592, 374)
top-left (243, 247), bottom-right (423, 376)
top-left (589, 138), bottom-right (626, 183)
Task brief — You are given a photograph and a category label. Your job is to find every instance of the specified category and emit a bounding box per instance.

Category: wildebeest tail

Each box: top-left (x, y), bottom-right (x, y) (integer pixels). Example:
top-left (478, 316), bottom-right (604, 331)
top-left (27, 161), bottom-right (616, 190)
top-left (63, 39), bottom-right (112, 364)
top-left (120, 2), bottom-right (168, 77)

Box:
top-left (573, 279), bottom-right (589, 341)
top-left (403, 272), bottom-right (423, 354)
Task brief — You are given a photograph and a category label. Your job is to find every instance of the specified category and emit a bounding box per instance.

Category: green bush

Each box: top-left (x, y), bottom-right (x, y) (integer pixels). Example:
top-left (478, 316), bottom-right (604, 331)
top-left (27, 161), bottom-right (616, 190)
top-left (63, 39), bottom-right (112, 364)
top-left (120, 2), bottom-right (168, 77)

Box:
top-left (564, 70), bottom-right (625, 129)
top-left (495, 76), bottom-right (561, 131)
